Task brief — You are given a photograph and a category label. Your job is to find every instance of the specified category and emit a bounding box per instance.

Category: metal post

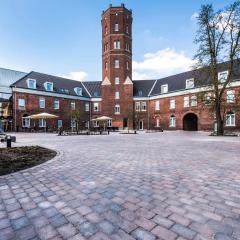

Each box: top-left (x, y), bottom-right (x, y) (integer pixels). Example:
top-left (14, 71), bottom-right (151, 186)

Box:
top-left (6, 135), bottom-right (11, 148)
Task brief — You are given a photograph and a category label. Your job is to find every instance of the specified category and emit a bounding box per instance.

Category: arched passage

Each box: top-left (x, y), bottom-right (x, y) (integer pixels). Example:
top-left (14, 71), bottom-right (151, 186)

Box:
top-left (183, 113), bottom-right (198, 131)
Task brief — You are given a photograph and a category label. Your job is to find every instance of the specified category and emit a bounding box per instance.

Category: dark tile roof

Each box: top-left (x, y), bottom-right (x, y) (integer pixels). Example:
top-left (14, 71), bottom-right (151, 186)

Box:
top-left (0, 68), bottom-right (27, 87)
top-left (82, 81), bottom-right (102, 97)
top-left (133, 80), bottom-right (156, 97)
top-left (11, 71), bottom-right (90, 98)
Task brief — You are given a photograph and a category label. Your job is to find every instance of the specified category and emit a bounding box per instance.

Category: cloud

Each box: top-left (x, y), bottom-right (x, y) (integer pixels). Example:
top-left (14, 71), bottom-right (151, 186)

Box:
top-left (191, 12), bottom-right (199, 22)
top-left (132, 48), bottom-right (196, 80)
top-left (59, 71), bottom-right (88, 81)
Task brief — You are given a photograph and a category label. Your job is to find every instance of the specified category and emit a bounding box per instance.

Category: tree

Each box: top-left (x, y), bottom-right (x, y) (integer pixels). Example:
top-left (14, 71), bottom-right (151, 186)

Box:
top-left (70, 109), bottom-right (86, 132)
top-left (194, 1), bottom-right (240, 135)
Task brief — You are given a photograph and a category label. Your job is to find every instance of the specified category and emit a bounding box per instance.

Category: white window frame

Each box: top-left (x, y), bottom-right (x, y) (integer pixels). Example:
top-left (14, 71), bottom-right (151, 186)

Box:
top-left (135, 102), bottom-right (141, 111)
top-left (126, 61), bottom-right (129, 70)
top-left (226, 112), bottom-right (235, 126)
top-left (44, 82), bottom-right (53, 92)
top-left (114, 23), bottom-right (119, 31)
top-left (74, 87), bottom-right (82, 96)
top-left (115, 91), bottom-right (120, 99)
top-left (169, 115), bottom-right (176, 127)
top-left (184, 96), bottom-right (190, 108)
top-left (57, 120), bottom-right (63, 128)
top-left (18, 99), bottom-right (25, 110)
top-left (115, 60), bottom-right (120, 68)
top-left (115, 77), bottom-right (120, 85)
top-left (39, 119), bottom-right (46, 128)
top-left (156, 118), bottom-right (160, 127)
top-left (107, 119), bottom-right (112, 127)
top-left (226, 90), bottom-right (235, 103)
top-left (27, 79), bottom-right (36, 89)
top-left (141, 102), bottom-right (147, 111)
top-left (85, 103), bottom-right (90, 112)
top-left (71, 119), bottom-right (76, 128)
top-left (170, 99), bottom-right (175, 109)
top-left (186, 78), bottom-right (194, 89)
top-left (191, 95), bottom-right (197, 107)
top-left (218, 71), bottom-right (228, 83)
top-left (93, 102), bottom-right (99, 112)
top-left (54, 99), bottom-right (60, 110)
top-left (161, 84), bottom-right (168, 94)
top-left (114, 41), bottom-right (121, 49)
top-left (115, 104), bottom-right (120, 114)
top-left (39, 97), bottom-right (45, 109)
top-left (155, 100), bottom-right (160, 111)
top-left (71, 101), bottom-right (76, 110)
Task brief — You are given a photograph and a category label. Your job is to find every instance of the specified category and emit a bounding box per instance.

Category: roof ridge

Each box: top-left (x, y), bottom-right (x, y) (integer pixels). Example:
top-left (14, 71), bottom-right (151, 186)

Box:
top-left (81, 82), bottom-right (92, 97)
top-left (148, 80), bottom-right (158, 96)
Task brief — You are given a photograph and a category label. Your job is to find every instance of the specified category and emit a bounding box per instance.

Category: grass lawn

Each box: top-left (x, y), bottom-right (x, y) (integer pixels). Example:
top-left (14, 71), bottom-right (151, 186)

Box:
top-left (0, 146), bottom-right (57, 176)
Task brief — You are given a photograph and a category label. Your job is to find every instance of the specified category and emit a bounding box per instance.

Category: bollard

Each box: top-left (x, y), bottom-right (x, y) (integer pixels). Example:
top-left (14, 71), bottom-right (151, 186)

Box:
top-left (6, 135), bottom-right (12, 148)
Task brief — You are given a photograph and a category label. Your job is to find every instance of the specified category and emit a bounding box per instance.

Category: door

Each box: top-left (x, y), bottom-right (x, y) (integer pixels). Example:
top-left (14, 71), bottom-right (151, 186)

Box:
top-left (139, 120), bottom-right (144, 130)
top-left (123, 118), bottom-right (128, 128)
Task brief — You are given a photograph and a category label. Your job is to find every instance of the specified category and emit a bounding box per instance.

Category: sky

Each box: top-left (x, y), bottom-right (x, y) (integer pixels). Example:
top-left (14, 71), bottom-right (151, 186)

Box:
top-left (0, 0), bottom-right (234, 82)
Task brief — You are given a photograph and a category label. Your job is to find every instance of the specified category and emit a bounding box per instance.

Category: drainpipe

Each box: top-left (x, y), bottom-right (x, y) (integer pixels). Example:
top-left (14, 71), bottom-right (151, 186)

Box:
top-left (147, 97), bottom-right (150, 130)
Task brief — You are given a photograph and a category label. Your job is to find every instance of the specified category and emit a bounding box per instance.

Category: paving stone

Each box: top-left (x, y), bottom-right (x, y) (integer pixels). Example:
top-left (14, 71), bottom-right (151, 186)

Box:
top-left (152, 215), bottom-right (174, 228)
top-left (49, 214), bottom-right (68, 228)
top-left (134, 216), bottom-right (156, 231)
top-left (57, 223), bottom-right (77, 239)
top-left (11, 216), bottom-right (30, 230)
top-left (78, 221), bottom-right (98, 238)
top-left (132, 228), bottom-right (156, 240)
top-left (171, 224), bottom-right (197, 239)
top-left (98, 220), bottom-right (117, 234)
top-left (16, 225), bottom-right (37, 240)
top-left (37, 225), bottom-right (58, 240)
top-left (151, 225), bottom-right (177, 240)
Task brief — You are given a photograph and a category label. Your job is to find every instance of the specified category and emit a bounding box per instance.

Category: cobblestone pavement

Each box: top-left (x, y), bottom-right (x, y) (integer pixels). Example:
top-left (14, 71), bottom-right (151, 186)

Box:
top-left (0, 131), bottom-right (240, 240)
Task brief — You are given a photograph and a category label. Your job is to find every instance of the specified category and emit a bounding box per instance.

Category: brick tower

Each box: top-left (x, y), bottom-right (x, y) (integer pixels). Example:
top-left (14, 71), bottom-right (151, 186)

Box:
top-left (101, 3), bottom-right (133, 129)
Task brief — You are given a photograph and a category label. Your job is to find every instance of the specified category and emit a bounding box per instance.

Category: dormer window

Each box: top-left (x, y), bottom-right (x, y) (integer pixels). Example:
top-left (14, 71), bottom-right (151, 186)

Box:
top-left (186, 78), bottom-right (194, 89)
top-left (161, 84), bottom-right (168, 94)
top-left (74, 87), bottom-right (82, 96)
top-left (44, 82), bottom-right (53, 91)
top-left (218, 71), bottom-right (228, 83)
top-left (138, 90), bottom-right (143, 97)
top-left (115, 23), bottom-right (119, 32)
top-left (27, 79), bottom-right (36, 89)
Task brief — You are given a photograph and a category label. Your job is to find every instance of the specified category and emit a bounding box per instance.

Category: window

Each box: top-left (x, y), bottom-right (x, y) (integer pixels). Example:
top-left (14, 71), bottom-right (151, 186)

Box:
top-left (138, 90), bottom-right (143, 97)
top-left (71, 119), bottom-right (76, 128)
top-left (54, 99), bottom-right (60, 109)
top-left (204, 93), bottom-right (212, 105)
top-left (18, 99), bottom-right (25, 110)
top-left (141, 102), bottom-right (147, 111)
top-left (44, 82), bottom-right (53, 92)
top-left (126, 61), bottom-right (129, 70)
top-left (115, 104), bottom-right (120, 114)
top-left (115, 60), bottom-right (120, 68)
top-left (169, 115), bottom-right (176, 127)
top-left (126, 43), bottom-right (130, 51)
top-left (85, 103), bottom-right (90, 112)
top-left (107, 119), bottom-right (112, 127)
top-left (39, 97), bottom-right (45, 109)
top-left (57, 120), bottom-right (63, 128)
top-left (218, 71), bottom-right (228, 83)
top-left (155, 100), bottom-right (160, 111)
top-left (104, 43), bottom-right (108, 52)
top-left (94, 121), bottom-right (99, 127)
top-left (115, 91), bottom-right (120, 99)
top-left (156, 118), bottom-right (160, 127)
top-left (184, 96), bottom-right (189, 108)
top-left (39, 119), bottom-right (46, 128)
top-left (71, 101), bottom-right (75, 110)
top-left (22, 117), bottom-right (30, 128)
top-left (191, 96), bottom-right (197, 107)
top-left (226, 112), bottom-right (235, 126)
top-left (105, 61), bottom-right (108, 70)
top-left (126, 25), bottom-right (129, 34)
top-left (93, 102), bottom-right (99, 112)
top-left (105, 26), bottom-right (108, 35)
top-left (114, 41), bottom-right (121, 49)
top-left (135, 102), bottom-right (141, 111)
top-left (27, 79), bottom-right (36, 89)
top-left (115, 23), bottom-right (119, 31)
top-left (170, 99), bottom-right (175, 109)
top-left (227, 90), bottom-right (235, 103)
top-left (74, 87), bottom-right (82, 96)
top-left (161, 84), bottom-right (168, 94)
top-left (186, 79), bottom-right (194, 89)
top-left (115, 77), bottom-right (120, 85)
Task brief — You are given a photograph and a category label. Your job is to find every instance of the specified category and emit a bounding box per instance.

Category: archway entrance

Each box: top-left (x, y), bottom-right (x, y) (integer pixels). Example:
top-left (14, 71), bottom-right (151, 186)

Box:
top-left (183, 113), bottom-right (198, 131)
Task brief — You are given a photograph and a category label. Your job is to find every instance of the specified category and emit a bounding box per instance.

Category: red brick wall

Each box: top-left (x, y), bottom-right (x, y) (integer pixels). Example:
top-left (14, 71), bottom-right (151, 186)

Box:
top-left (13, 92), bottom-right (90, 131)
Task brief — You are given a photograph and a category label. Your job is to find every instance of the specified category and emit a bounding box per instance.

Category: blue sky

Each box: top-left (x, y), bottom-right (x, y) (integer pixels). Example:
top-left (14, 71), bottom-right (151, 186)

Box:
top-left (0, 0), bottom-right (233, 81)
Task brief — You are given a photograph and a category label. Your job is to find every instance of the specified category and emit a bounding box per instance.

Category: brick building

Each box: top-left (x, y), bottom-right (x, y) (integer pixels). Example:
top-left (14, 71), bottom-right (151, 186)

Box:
top-left (8, 4), bottom-right (240, 132)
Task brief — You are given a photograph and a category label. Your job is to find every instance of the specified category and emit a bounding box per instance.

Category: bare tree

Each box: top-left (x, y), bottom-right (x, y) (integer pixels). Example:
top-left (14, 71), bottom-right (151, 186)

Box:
top-left (70, 109), bottom-right (85, 132)
top-left (194, 1), bottom-right (240, 135)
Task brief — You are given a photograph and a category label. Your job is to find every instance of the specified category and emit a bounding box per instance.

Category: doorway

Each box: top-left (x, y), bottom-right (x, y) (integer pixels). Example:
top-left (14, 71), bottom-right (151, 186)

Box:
top-left (183, 113), bottom-right (198, 131)
top-left (139, 120), bottom-right (144, 130)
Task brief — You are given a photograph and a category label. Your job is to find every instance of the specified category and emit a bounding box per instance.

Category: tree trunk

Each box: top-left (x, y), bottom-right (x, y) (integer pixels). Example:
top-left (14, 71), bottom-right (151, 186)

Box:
top-left (215, 103), bottom-right (224, 136)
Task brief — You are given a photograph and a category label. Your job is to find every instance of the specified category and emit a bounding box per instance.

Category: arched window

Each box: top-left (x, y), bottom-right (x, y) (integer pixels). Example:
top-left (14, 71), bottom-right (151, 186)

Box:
top-left (156, 118), bottom-right (160, 127)
top-left (169, 115), bottom-right (176, 127)
top-left (226, 111), bottom-right (235, 126)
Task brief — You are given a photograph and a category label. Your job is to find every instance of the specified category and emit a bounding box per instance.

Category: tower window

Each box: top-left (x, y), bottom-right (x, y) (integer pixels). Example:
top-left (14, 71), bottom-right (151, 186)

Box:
top-left (115, 91), bottom-right (120, 99)
top-left (126, 61), bottom-right (129, 70)
top-left (115, 60), bottom-right (120, 68)
top-left (114, 41), bottom-right (121, 49)
top-left (126, 43), bottom-right (130, 51)
top-left (115, 77), bottom-right (120, 85)
top-left (115, 23), bottom-right (119, 31)
top-left (126, 25), bottom-right (129, 34)
top-left (115, 104), bottom-right (120, 114)
top-left (105, 61), bottom-right (108, 70)
top-left (105, 26), bottom-right (108, 35)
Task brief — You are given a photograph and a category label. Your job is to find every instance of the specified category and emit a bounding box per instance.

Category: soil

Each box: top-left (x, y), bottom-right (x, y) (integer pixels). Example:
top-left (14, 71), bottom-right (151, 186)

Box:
top-left (0, 146), bottom-right (57, 176)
